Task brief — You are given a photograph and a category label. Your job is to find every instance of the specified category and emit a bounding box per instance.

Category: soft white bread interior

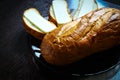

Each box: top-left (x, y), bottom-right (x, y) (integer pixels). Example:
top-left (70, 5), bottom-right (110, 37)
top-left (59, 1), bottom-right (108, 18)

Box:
top-left (73, 0), bottom-right (98, 20)
top-left (23, 8), bottom-right (57, 40)
top-left (52, 0), bottom-right (72, 26)
top-left (23, 8), bottom-right (56, 33)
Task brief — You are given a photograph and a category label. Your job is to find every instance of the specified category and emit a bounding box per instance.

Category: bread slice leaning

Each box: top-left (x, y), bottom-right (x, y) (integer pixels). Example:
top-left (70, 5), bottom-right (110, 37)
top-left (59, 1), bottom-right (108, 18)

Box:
top-left (49, 0), bottom-right (72, 27)
top-left (73, 0), bottom-right (98, 20)
top-left (23, 8), bottom-right (57, 40)
top-left (48, 6), bottom-right (57, 25)
top-left (41, 8), bottom-right (120, 66)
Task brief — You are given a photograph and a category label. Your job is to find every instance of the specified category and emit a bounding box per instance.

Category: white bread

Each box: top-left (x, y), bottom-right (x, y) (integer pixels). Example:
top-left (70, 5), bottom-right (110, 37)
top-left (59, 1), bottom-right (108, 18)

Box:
top-left (23, 8), bottom-right (57, 40)
top-left (51, 0), bottom-right (72, 26)
top-left (73, 0), bottom-right (98, 20)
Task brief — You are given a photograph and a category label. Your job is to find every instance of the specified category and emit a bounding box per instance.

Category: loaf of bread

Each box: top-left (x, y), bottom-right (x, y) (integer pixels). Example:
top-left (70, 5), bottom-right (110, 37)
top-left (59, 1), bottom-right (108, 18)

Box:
top-left (41, 8), bottom-right (120, 66)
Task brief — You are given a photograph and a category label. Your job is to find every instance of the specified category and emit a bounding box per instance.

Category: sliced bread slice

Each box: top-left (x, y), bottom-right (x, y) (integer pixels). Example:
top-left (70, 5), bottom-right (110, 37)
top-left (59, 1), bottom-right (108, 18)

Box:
top-left (23, 8), bottom-right (57, 40)
top-left (51, 0), bottom-right (72, 26)
top-left (73, 0), bottom-right (98, 20)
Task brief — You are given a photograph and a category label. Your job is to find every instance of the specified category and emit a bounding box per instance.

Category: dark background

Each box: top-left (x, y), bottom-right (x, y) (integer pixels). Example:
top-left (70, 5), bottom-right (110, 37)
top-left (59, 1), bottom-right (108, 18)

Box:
top-left (0, 0), bottom-right (120, 80)
top-left (104, 0), bottom-right (120, 5)
top-left (0, 0), bottom-right (79, 80)
top-left (0, 0), bottom-right (61, 80)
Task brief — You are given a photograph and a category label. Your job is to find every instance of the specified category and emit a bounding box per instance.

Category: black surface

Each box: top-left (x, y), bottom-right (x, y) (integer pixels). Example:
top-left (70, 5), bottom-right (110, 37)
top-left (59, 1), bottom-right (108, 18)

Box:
top-left (0, 0), bottom-right (120, 80)
top-left (104, 0), bottom-right (120, 5)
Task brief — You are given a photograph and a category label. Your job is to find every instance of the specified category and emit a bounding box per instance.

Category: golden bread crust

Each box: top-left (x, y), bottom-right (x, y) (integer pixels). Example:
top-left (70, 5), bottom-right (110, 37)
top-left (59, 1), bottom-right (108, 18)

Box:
top-left (41, 8), bottom-right (120, 65)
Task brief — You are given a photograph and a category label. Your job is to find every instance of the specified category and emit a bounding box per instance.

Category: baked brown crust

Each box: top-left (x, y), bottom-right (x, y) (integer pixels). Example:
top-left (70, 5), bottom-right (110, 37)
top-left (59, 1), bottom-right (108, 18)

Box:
top-left (41, 8), bottom-right (120, 66)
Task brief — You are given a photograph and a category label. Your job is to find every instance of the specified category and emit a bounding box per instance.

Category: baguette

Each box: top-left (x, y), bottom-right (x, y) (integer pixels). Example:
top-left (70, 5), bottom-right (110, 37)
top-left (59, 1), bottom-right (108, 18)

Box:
top-left (41, 8), bottom-right (120, 65)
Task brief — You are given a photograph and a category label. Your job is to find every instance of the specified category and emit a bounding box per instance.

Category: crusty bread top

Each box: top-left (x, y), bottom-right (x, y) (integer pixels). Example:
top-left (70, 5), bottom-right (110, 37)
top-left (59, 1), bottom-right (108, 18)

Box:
top-left (41, 8), bottom-right (120, 65)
